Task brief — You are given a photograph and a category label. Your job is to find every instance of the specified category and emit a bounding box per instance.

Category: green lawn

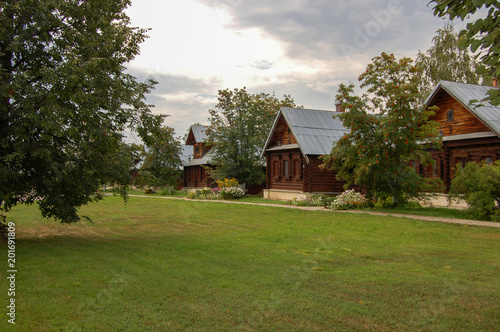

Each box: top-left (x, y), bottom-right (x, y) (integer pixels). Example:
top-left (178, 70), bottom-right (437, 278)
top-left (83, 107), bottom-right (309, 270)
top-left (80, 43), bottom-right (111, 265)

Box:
top-left (1, 196), bottom-right (499, 331)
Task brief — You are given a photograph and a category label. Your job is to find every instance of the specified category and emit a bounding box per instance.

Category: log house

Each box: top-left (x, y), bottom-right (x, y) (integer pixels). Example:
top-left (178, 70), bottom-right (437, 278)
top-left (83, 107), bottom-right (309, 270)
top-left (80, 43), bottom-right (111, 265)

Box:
top-left (262, 108), bottom-right (348, 200)
top-left (424, 81), bottom-right (500, 190)
top-left (183, 125), bottom-right (214, 188)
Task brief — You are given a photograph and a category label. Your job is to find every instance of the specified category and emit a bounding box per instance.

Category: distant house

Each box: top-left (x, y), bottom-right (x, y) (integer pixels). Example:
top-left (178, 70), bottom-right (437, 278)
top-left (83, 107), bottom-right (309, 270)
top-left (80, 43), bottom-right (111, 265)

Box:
top-left (261, 107), bottom-right (348, 200)
top-left (183, 125), bottom-right (214, 189)
top-left (424, 80), bottom-right (500, 190)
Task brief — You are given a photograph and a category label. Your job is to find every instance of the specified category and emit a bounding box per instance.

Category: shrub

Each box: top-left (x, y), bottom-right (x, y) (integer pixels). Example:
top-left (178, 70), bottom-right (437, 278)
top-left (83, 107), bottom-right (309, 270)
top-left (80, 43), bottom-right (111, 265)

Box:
top-left (200, 187), bottom-right (212, 198)
top-left (159, 186), bottom-right (178, 196)
top-left (328, 189), bottom-right (367, 210)
top-left (216, 178), bottom-right (239, 189)
top-left (186, 192), bottom-right (197, 199)
top-left (144, 188), bottom-right (154, 194)
top-left (449, 161), bottom-right (500, 221)
top-left (219, 187), bottom-right (245, 199)
top-left (288, 195), bottom-right (324, 207)
top-left (322, 196), bottom-right (336, 208)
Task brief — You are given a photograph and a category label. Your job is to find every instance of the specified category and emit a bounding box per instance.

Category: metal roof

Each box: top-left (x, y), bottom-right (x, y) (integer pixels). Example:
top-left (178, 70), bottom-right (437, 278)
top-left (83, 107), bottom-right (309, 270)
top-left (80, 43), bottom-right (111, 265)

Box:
top-left (186, 125), bottom-right (208, 144)
top-left (263, 107), bottom-right (348, 162)
top-left (180, 145), bottom-right (193, 164)
top-left (426, 80), bottom-right (500, 136)
top-left (183, 150), bottom-right (212, 167)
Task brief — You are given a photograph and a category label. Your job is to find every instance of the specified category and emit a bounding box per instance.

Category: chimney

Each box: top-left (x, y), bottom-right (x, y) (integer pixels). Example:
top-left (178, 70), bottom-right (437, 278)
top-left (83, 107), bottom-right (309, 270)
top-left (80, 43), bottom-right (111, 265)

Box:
top-left (335, 103), bottom-right (345, 113)
top-left (493, 79), bottom-right (498, 87)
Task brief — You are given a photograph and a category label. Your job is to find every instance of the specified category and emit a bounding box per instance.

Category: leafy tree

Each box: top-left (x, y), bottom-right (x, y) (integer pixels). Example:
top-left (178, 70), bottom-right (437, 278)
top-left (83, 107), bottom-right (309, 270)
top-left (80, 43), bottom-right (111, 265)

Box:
top-left (322, 53), bottom-right (442, 206)
top-left (415, 23), bottom-right (484, 102)
top-left (0, 0), bottom-right (164, 224)
top-left (137, 126), bottom-right (182, 190)
top-left (103, 141), bottom-right (142, 189)
top-left (206, 88), bottom-right (299, 185)
top-left (430, 0), bottom-right (500, 105)
top-left (449, 161), bottom-right (500, 221)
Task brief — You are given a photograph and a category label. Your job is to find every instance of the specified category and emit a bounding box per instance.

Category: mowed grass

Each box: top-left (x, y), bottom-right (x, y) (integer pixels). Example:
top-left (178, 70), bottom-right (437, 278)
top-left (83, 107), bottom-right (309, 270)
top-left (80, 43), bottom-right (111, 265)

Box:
top-left (1, 196), bottom-right (499, 331)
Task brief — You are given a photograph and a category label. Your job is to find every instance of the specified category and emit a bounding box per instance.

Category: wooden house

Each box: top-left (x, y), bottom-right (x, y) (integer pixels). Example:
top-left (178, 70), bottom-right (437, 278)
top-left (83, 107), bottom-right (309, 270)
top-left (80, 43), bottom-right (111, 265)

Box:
top-left (183, 125), bottom-right (214, 188)
top-left (261, 107), bottom-right (348, 200)
top-left (424, 80), bottom-right (500, 190)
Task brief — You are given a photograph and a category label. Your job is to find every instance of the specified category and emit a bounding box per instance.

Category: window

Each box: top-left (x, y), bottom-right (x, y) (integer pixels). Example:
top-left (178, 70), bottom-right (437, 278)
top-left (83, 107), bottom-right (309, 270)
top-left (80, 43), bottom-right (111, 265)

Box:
top-left (283, 160), bottom-right (289, 177)
top-left (447, 109), bottom-right (454, 122)
top-left (431, 161), bottom-right (437, 177)
top-left (273, 160), bottom-right (280, 178)
top-left (293, 159), bottom-right (300, 178)
top-left (484, 157), bottom-right (493, 164)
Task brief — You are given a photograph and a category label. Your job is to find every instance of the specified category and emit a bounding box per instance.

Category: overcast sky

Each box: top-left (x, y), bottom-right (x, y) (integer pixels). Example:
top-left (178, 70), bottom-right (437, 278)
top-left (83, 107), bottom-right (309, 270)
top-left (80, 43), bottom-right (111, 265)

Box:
top-left (125, 0), bottom-right (463, 142)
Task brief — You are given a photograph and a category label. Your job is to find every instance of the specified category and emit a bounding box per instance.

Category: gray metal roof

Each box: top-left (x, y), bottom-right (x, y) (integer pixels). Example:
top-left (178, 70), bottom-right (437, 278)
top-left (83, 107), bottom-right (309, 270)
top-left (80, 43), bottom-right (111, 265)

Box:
top-left (186, 125), bottom-right (208, 144)
top-left (426, 80), bottom-right (500, 136)
top-left (263, 107), bottom-right (348, 161)
top-left (180, 145), bottom-right (193, 164)
top-left (183, 150), bottom-right (212, 167)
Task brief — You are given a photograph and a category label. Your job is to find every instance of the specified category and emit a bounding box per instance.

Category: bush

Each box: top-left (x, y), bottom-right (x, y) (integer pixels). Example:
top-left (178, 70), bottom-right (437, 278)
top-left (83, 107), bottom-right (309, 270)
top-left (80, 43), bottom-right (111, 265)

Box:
top-left (328, 189), bottom-right (367, 210)
top-left (144, 188), bottom-right (154, 194)
top-left (200, 187), bottom-right (212, 198)
top-left (288, 195), bottom-right (324, 207)
top-left (186, 192), bottom-right (197, 199)
top-left (219, 187), bottom-right (245, 199)
top-left (322, 196), bottom-right (336, 208)
top-left (449, 161), bottom-right (500, 221)
top-left (373, 196), bottom-right (397, 209)
top-left (216, 178), bottom-right (239, 189)
top-left (159, 186), bottom-right (178, 196)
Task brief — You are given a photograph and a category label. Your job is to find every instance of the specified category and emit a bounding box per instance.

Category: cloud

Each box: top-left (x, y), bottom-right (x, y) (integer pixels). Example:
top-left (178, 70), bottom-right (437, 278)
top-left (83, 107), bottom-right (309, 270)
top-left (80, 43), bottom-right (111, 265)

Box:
top-left (126, 0), bottom-right (458, 139)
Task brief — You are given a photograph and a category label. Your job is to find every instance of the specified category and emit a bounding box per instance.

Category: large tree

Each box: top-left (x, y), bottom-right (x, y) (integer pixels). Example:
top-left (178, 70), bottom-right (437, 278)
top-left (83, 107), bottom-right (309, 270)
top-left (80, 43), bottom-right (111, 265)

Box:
top-left (206, 88), bottom-right (298, 185)
top-left (322, 53), bottom-right (442, 206)
top-left (415, 23), bottom-right (483, 102)
top-left (430, 0), bottom-right (500, 105)
top-left (0, 0), bottom-right (163, 224)
top-left (137, 126), bottom-right (182, 190)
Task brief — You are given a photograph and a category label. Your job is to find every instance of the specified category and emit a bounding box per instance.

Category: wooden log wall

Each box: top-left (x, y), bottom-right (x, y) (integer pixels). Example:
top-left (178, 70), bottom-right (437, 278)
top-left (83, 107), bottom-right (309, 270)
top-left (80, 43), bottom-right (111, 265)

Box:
top-left (307, 157), bottom-right (345, 193)
top-left (268, 115), bottom-right (298, 147)
top-left (429, 89), bottom-right (491, 136)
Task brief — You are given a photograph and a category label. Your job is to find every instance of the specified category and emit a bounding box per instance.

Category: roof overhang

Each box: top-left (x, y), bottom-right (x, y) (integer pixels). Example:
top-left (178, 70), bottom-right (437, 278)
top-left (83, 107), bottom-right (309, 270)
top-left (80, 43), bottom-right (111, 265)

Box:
top-left (442, 131), bottom-right (498, 142)
top-left (265, 143), bottom-right (300, 152)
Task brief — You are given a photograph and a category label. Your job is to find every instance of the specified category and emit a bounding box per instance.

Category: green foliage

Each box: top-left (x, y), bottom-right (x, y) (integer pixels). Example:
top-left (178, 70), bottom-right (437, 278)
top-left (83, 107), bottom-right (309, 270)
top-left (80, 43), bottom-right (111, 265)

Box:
top-left (159, 186), bottom-right (179, 196)
top-left (431, 0), bottom-right (500, 105)
top-left (144, 188), bottom-right (154, 195)
top-left (206, 87), bottom-right (299, 185)
top-left (186, 191), bottom-right (198, 199)
top-left (0, 0), bottom-right (163, 224)
top-left (415, 23), bottom-right (483, 103)
top-left (200, 187), bottom-right (212, 198)
top-left (322, 53), bottom-right (443, 206)
top-left (449, 161), bottom-right (500, 221)
top-left (138, 126), bottom-right (183, 189)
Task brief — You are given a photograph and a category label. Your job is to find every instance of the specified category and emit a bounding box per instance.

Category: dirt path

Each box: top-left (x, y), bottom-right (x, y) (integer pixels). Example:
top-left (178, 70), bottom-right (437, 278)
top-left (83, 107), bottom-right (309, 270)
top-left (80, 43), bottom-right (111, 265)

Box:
top-left (124, 194), bottom-right (500, 229)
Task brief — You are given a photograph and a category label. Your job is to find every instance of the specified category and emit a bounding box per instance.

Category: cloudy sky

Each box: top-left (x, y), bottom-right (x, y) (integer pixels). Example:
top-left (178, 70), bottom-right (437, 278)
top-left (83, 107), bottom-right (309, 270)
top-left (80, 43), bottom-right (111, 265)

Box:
top-left (125, 0), bottom-right (464, 141)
